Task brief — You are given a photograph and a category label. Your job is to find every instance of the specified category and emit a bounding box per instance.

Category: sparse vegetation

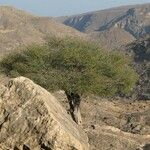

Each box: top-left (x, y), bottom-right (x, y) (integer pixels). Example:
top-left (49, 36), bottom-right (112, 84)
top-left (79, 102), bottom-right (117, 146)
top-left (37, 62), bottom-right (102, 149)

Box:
top-left (1, 37), bottom-right (138, 97)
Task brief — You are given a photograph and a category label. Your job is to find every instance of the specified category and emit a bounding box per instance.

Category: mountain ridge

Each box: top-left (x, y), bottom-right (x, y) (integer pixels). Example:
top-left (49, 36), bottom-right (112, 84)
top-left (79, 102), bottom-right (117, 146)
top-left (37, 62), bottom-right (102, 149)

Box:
top-left (57, 3), bottom-right (150, 21)
top-left (0, 6), bottom-right (87, 59)
top-left (57, 3), bottom-right (150, 49)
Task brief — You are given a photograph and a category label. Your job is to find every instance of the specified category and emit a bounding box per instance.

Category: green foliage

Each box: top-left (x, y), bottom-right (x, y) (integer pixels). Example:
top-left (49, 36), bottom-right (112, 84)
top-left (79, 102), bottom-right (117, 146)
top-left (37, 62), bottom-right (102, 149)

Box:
top-left (0, 37), bottom-right (138, 97)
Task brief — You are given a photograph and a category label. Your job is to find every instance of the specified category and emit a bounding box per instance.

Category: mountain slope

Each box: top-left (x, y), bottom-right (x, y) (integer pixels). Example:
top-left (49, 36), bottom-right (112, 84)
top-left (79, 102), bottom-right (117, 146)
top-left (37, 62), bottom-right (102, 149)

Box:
top-left (0, 6), bottom-right (87, 58)
top-left (126, 36), bottom-right (150, 99)
top-left (57, 4), bottom-right (150, 48)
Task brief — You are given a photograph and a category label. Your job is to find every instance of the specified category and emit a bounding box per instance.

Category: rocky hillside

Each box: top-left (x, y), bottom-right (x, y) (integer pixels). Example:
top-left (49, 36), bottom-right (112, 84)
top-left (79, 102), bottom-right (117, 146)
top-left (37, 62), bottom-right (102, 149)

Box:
top-left (0, 5), bottom-right (149, 150)
top-left (56, 4), bottom-right (150, 100)
top-left (54, 91), bottom-right (150, 150)
top-left (57, 4), bottom-right (150, 49)
top-left (0, 6), bottom-right (87, 59)
top-left (81, 97), bottom-right (150, 150)
top-left (0, 77), bottom-right (150, 150)
top-left (126, 36), bottom-right (150, 100)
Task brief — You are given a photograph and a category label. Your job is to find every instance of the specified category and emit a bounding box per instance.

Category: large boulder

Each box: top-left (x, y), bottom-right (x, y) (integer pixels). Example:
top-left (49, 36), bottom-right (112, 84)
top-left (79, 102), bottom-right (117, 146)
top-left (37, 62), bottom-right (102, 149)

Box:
top-left (0, 77), bottom-right (89, 150)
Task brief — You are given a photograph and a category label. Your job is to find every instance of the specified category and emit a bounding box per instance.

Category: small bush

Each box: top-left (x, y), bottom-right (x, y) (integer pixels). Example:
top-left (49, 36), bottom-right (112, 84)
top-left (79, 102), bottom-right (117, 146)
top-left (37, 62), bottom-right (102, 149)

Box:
top-left (0, 37), bottom-right (138, 97)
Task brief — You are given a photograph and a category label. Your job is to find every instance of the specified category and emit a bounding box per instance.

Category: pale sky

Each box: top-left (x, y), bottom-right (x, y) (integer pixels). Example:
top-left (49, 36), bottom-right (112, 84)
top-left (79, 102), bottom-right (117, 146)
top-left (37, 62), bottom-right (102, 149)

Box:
top-left (0, 0), bottom-right (150, 17)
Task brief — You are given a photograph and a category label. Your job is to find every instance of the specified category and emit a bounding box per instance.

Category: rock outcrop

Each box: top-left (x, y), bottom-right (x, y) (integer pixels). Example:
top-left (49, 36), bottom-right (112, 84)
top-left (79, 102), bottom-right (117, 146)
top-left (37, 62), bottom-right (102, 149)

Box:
top-left (0, 77), bottom-right (89, 150)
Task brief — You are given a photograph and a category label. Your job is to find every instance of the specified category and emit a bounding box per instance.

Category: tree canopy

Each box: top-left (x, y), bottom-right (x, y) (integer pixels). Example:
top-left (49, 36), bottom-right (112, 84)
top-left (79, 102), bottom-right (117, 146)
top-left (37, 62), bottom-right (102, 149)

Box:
top-left (0, 37), bottom-right (138, 97)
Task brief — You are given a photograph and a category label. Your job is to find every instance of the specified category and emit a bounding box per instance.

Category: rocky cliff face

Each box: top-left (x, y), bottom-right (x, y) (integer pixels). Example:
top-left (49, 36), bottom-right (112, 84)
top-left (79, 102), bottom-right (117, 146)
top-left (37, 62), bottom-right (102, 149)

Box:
top-left (57, 4), bottom-right (150, 49)
top-left (60, 4), bottom-right (150, 37)
top-left (0, 77), bottom-right (89, 150)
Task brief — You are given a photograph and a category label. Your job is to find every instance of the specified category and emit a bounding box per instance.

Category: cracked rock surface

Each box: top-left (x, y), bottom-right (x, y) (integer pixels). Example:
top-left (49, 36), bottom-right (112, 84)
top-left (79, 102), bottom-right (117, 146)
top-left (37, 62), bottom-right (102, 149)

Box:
top-left (0, 77), bottom-right (89, 150)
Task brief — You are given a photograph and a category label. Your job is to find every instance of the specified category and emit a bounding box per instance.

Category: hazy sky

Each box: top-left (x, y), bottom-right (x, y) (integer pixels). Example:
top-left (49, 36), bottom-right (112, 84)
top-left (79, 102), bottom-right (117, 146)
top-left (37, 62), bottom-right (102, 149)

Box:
top-left (0, 0), bottom-right (150, 16)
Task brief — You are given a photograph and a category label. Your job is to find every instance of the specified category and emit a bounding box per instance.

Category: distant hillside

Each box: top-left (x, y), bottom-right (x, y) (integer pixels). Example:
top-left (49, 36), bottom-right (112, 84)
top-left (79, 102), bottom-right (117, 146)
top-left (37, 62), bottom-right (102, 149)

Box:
top-left (126, 36), bottom-right (150, 100)
top-left (57, 4), bottom-right (150, 49)
top-left (0, 6), bottom-right (87, 58)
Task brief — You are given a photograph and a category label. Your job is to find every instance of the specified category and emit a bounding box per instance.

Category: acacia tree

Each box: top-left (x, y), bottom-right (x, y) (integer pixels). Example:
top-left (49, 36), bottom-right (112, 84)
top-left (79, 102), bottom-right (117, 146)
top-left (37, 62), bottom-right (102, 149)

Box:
top-left (0, 37), bottom-right (138, 124)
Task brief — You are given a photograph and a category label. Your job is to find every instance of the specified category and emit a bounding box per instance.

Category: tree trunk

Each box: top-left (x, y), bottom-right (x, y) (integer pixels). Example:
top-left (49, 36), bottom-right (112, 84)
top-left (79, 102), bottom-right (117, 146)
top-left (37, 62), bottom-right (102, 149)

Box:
top-left (66, 92), bottom-right (82, 125)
